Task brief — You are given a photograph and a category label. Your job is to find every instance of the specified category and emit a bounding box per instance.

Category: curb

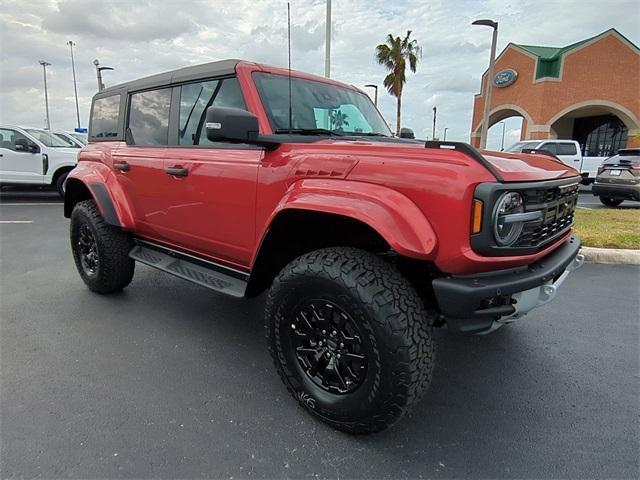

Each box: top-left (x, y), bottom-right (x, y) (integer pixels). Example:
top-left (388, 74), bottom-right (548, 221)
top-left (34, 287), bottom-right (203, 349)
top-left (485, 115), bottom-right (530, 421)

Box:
top-left (580, 246), bottom-right (640, 265)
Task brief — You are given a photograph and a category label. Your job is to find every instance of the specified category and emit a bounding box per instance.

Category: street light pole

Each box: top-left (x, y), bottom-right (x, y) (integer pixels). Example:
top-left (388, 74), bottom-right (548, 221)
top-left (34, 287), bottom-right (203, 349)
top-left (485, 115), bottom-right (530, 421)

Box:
top-left (38, 60), bottom-right (52, 130)
top-left (432, 106), bottom-right (437, 140)
top-left (500, 121), bottom-right (506, 150)
top-left (443, 127), bottom-right (449, 141)
top-left (67, 40), bottom-right (81, 129)
top-left (93, 59), bottom-right (114, 91)
top-left (364, 84), bottom-right (378, 106)
top-left (473, 19), bottom-right (498, 150)
top-left (324, 0), bottom-right (331, 78)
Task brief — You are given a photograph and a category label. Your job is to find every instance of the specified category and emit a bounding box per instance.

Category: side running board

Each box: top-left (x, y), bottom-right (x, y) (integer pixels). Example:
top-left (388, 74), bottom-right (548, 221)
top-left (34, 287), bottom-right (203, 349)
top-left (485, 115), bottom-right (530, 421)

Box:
top-left (129, 240), bottom-right (248, 297)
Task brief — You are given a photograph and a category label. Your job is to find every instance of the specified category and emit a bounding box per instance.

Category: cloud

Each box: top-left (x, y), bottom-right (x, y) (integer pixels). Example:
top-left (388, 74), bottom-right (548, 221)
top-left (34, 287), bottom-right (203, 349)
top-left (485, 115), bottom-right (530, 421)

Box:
top-left (0, 0), bottom-right (637, 142)
top-left (43, 0), bottom-right (197, 41)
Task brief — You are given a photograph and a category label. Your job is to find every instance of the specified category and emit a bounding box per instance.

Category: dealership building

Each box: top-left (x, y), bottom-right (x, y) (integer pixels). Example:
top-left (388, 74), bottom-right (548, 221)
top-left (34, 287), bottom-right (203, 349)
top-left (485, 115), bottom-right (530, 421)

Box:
top-left (471, 29), bottom-right (640, 155)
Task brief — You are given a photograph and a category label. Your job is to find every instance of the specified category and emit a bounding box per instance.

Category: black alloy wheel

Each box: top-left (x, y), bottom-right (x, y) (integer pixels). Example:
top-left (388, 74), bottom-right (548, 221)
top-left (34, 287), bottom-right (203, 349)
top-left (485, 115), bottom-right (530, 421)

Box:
top-left (289, 299), bottom-right (368, 395)
top-left (78, 223), bottom-right (99, 275)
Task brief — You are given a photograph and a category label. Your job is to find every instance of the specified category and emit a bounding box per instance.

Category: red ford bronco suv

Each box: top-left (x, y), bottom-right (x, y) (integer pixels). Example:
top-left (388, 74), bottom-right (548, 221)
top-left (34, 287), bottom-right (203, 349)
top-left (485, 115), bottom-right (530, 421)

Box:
top-left (65, 60), bottom-right (584, 434)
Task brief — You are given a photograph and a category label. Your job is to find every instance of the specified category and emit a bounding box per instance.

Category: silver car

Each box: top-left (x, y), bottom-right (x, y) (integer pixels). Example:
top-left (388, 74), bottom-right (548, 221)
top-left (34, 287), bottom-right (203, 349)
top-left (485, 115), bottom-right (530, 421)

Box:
top-left (592, 148), bottom-right (640, 206)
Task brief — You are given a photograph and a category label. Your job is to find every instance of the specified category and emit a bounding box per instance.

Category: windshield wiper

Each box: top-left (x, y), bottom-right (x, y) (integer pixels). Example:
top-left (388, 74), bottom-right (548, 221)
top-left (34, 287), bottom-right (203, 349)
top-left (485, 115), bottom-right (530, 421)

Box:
top-left (274, 128), bottom-right (344, 136)
top-left (348, 132), bottom-right (389, 137)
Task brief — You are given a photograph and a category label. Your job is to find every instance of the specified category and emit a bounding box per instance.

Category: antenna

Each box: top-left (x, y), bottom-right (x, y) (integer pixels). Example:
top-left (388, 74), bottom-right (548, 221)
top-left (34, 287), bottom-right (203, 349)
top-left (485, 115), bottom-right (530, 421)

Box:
top-left (287, 2), bottom-right (293, 130)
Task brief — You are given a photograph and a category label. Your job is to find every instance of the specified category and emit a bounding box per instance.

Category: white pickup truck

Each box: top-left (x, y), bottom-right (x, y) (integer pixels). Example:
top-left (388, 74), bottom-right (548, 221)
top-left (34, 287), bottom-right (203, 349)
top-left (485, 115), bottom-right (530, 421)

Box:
top-left (0, 125), bottom-right (79, 197)
top-left (506, 139), bottom-right (606, 183)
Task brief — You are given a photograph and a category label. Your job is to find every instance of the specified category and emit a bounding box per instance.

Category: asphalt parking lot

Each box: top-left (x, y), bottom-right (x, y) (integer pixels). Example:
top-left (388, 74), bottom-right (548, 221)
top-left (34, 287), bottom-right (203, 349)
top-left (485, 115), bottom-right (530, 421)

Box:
top-left (1, 190), bottom-right (639, 479)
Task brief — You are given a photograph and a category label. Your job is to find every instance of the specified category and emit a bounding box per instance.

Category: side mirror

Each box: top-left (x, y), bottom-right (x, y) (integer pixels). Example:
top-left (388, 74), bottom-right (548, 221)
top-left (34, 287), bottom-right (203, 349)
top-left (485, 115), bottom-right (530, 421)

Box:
top-left (14, 139), bottom-right (40, 153)
top-left (206, 107), bottom-right (259, 143)
top-left (399, 128), bottom-right (415, 139)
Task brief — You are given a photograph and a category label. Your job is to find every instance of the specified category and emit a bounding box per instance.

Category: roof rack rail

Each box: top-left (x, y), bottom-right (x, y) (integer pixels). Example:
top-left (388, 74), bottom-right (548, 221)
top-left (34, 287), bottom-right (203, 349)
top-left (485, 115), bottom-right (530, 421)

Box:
top-left (424, 141), bottom-right (504, 182)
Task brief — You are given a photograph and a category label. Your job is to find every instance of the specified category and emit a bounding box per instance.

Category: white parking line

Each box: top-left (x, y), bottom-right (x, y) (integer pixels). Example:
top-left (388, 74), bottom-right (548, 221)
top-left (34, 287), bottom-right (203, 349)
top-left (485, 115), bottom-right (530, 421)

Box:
top-left (0, 203), bottom-right (62, 206)
top-left (0, 220), bottom-right (33, 224)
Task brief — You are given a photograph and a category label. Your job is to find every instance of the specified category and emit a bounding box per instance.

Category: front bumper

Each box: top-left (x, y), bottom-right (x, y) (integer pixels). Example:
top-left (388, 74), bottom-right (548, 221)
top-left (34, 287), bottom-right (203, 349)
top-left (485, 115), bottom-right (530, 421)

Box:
top-left (432, 236), bottom-right (583, 334)
top-left (592, 183), bottom-right (640, 201)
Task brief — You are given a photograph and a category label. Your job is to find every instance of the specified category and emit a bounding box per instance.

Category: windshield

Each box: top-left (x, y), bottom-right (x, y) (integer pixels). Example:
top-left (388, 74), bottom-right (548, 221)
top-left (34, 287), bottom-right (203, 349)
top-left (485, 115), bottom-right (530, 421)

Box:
top-left (52, 132), bottom-right (80, 147)
top-left (69, 132), bottom-right (88, 145)
top-left (26, 129), bottom-right (71, 147)
top-left (505, 141), bottom-right (540, 153)
top-left (604, 151), bottom-right (640, 164)
top-left (253, 73), bottom-right (392, 136)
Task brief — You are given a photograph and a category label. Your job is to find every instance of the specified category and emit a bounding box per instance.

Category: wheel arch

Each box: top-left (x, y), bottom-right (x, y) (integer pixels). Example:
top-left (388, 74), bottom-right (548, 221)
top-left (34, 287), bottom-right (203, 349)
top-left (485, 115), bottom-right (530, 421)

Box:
top-left (63, 162), bottom-right (136, 229)
top-left (246, 209), bottom-right (393, 296)
top-left (51, 165), bottom-right (75, 185)
top-left (246, 180), bottom-right (439, 296)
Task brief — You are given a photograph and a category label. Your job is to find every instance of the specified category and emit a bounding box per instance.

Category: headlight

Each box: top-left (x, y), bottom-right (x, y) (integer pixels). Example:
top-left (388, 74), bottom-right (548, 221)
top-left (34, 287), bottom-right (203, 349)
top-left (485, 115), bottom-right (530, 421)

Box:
top-left (493, 192), bottom-right (525, 246)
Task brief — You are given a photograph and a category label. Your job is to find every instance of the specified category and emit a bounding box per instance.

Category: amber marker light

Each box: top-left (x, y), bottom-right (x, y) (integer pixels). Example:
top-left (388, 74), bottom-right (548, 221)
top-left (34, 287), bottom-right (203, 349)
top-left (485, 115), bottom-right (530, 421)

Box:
top-left (471, 199), bottom-right (484, 234)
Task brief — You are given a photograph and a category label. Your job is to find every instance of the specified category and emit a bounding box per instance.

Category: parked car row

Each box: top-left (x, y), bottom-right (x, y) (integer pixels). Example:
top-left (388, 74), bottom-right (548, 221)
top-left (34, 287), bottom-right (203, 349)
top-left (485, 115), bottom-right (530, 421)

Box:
top-left (0, 125), bottom-right (80, 197)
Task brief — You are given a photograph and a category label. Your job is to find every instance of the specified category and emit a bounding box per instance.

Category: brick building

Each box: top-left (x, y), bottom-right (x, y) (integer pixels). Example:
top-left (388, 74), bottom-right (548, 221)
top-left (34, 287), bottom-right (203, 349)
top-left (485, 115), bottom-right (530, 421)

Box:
top-left (471, 29), bottom-right (640, 154)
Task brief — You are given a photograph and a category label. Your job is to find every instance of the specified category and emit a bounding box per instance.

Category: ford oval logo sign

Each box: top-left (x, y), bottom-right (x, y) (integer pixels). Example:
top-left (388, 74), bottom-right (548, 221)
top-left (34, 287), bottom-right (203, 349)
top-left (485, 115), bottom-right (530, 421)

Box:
top-left (493, 69), bottom-right (518, 88)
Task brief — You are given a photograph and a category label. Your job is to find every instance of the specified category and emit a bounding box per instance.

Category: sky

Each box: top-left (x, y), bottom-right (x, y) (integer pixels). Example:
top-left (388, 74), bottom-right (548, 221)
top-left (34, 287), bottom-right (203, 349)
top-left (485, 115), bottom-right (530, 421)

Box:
top-left (1, 0), bottom-right (638, 150)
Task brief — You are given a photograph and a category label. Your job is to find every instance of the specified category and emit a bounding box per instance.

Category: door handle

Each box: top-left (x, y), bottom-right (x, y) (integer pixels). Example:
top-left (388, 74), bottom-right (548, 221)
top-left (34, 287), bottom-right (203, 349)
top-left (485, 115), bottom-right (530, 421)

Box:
top-left (165, 166), bottom-right (188, 177)
top-left (114, 162), bottom-right (130, 172)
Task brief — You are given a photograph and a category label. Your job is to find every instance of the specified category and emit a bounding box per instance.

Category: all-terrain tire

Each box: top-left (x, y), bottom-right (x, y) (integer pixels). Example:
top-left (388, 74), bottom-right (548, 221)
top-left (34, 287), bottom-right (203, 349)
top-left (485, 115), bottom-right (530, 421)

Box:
top-left (70, 200), bottom-right (135, 293)
top-left (599, 197), bottom-right (623, 207)
top-left (265, 247), bottom-right (435, 434)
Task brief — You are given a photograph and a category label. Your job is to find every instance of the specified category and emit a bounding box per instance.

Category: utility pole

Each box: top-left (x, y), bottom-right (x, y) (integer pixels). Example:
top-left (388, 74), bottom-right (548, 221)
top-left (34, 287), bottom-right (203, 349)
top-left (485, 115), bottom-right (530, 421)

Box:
top-left (324, 0), bottom-right (331, 78)
top-left (432, 106), bottom-right (437, 140)
top-left (67, 41), bottom-right (81, 129)
top-left (500, 121), bottom-right (506, 150)
top-left (443, 127), bottom-right (449, 141)
top-left (39, 60), bottom-right (52, 130)
top-left (472, 19), bottom-right (498, 149)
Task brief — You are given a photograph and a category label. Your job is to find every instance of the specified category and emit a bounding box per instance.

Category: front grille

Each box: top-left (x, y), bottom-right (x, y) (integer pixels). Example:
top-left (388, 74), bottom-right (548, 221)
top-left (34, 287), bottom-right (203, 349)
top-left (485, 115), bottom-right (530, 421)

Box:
top-left (515, 182), bottom-right (579, 248)
top-left (521, 182), bottom-right (579, 206)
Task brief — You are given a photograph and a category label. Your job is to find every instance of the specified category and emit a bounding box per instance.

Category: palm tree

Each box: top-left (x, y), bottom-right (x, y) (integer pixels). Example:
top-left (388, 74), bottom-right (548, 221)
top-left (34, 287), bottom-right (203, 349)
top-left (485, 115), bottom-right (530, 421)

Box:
top-left (375, 31), bottom-right (422, 135)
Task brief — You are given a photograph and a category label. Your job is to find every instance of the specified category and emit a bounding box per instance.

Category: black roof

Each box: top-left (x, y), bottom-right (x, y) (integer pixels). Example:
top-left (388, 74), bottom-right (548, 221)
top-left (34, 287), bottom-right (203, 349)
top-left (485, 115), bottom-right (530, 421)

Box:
top-left (97, 59), bottom-right (242, 97)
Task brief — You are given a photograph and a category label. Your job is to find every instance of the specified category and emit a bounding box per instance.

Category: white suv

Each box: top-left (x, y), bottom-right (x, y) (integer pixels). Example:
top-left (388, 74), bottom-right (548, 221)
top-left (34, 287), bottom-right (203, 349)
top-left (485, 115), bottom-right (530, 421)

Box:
top-left (0, 126), bottom-right (79, 197)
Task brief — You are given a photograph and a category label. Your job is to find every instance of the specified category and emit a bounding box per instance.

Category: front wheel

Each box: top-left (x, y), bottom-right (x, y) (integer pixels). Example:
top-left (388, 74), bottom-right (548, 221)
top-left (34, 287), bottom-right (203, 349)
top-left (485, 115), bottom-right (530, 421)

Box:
top-left (70, 200), bottom-right (135, 293)
top-left (55, 171), bottom-right (70, 198)
top-left (265, 247), bottom-right (435, 434)
top-left (599, 197), bottom-right (623, 207)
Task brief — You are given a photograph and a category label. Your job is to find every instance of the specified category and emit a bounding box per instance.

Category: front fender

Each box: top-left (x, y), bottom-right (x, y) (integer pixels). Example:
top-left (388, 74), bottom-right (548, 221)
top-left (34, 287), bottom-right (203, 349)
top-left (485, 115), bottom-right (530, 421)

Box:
top-left (264, 179), bottom-right (437, 260)
top-left (64, 161), bottom-right (135, 229)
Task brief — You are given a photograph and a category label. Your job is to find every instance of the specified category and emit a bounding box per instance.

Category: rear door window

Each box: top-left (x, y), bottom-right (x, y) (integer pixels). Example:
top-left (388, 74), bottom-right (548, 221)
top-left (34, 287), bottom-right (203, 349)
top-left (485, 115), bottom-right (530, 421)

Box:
top-left (129, 88), bottom-right (172, 145)
top-left (177, 77), bottom-right (246, 146)
top-left (91, 95), bottom-right (121, 139)
top-left (557, 143), bottom-right (577, 155)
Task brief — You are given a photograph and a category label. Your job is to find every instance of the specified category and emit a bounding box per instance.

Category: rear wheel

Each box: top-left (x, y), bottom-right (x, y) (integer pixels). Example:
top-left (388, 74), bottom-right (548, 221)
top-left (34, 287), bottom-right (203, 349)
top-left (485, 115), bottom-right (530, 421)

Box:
top-left (599, 197), bottom-right (623, 207)
top-left (265, 247), bottom-right (435, 434)
top-left (70, 200), bottom-right (135, 293)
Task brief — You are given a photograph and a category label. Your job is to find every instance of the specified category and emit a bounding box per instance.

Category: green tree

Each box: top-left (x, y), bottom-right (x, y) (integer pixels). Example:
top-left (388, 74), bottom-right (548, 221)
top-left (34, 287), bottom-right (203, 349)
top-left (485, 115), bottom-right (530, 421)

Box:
top-left (375, 30), bottom-right (421, 135)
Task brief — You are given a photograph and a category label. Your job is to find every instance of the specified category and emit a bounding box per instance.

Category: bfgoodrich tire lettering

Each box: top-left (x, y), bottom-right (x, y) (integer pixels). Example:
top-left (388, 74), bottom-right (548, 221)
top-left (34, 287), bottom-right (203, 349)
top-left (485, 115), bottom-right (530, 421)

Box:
top-left (265, 247), bottom-right (435, 434)
top-left (70, 200), bottom-right (135, 293)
